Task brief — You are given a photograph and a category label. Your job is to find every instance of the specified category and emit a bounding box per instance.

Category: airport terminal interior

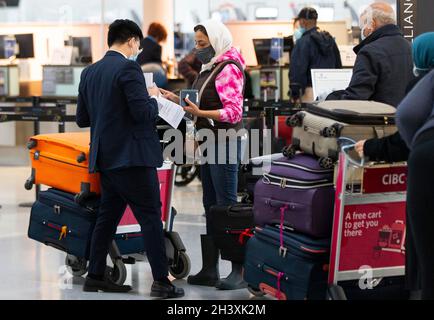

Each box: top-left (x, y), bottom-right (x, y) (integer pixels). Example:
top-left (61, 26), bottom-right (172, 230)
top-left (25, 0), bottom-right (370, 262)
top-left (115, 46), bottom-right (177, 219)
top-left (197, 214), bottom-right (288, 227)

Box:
top-left (1, 0), bottom-right (433, 301)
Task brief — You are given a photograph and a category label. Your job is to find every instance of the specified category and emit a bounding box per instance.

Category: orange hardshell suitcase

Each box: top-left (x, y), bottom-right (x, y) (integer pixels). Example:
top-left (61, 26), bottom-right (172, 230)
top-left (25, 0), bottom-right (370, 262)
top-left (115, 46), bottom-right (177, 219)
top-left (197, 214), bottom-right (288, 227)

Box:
top-left (25, 132), bottom-right (100, 202)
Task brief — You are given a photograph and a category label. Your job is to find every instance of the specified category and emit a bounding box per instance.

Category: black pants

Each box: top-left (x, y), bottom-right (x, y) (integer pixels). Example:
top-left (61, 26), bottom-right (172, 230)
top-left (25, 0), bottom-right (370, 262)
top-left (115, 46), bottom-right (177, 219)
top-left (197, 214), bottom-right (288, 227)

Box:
top-left (407, 130), bottom-right (434, 299)
top-left (88, 166), bottom-right (168, 280)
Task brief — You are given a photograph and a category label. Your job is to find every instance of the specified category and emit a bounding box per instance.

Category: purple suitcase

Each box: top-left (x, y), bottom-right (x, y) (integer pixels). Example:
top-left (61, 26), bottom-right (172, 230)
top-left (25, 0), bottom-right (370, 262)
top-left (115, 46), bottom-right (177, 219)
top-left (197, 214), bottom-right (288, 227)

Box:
top-left (253, 153), bottom-right (335, 238)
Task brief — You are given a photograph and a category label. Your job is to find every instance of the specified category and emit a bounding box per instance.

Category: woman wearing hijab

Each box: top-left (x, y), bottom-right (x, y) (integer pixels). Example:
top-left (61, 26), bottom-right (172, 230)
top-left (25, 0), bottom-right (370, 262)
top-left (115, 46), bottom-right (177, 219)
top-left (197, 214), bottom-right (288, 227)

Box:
top-left (162, 20), bottom-right (246, 290)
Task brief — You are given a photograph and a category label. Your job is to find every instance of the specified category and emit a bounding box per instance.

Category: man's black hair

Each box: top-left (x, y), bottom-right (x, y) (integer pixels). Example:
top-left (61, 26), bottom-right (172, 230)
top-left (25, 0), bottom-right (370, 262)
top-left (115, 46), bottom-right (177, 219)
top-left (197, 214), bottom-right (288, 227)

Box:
top-left (108, 19), bottom-right (144, 47)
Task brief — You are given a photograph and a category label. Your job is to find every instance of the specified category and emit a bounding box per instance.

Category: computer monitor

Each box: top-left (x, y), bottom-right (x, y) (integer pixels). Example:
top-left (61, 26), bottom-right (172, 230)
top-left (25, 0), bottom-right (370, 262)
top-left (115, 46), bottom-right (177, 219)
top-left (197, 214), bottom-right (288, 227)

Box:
top-left (0, 0), bottom-right (20, 7)
top-left (72, 37), bottom-right (92, 64)
top-left (253, 38), bottom-right (293, 66)
top-left (15, 34), bottom-right (34, 58)
top-left (253, 39), bottom-right (274, 66)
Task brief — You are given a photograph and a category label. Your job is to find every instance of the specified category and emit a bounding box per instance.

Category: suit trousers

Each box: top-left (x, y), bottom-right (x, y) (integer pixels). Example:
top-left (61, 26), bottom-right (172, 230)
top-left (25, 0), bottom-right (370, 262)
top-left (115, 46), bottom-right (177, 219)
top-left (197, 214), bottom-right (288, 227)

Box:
top-left (88, 166), bottom-right (168, 280)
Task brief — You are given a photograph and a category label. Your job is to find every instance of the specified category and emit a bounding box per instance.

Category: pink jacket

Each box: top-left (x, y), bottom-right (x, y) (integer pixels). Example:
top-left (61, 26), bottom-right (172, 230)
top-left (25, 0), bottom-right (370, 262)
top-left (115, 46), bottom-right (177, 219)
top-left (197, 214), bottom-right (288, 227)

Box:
top-left (214, 47), bottom-right (246, 124)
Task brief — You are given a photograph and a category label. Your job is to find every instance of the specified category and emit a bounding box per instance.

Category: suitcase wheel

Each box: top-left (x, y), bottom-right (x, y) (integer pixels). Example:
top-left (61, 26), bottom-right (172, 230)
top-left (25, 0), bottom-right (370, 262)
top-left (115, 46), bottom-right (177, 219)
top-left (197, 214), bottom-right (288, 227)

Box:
top-left (27, 140), bottom-right (37, 150)
top-left (76, 153), bottom-right (86, 163)
top-left (286, 113), bottom-right (303, 128)
top-left (319, 157), bottom-right (335, 169)
top-left (282, 145), bottom-right (297, 159)
top-left (24, 176), bottom-right (35, 191)
top-left (322, 126), bottom-right (337, 138)
top-left (169, 251), bottom-right (191, 279)
top-left (65, 254), bottom-right (88, 277)
top-left (105, 259), bottom-right (127, 285)
top-left (247, 285), bottom-right (266, 297)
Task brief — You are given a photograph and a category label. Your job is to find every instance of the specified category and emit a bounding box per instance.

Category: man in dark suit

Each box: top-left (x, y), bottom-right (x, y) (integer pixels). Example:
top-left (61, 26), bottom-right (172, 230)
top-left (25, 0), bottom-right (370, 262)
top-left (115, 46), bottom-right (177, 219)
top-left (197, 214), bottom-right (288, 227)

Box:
top-left (76, 19), bottom-right (184, 298)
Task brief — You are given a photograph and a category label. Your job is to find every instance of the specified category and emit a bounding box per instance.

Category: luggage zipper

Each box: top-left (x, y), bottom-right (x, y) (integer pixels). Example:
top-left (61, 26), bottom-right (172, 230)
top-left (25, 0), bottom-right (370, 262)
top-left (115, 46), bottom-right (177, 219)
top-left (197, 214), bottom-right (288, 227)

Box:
top-left (32, 152), bottom-right (87, 168)
top-left (42, 220), bottom-right (76, 239)
top-left (262, 173), bottom-right (333, 189)
top-left (40, 195), bottom-right (94, 215)
top-left (271, 161), bottom-right (333, 174)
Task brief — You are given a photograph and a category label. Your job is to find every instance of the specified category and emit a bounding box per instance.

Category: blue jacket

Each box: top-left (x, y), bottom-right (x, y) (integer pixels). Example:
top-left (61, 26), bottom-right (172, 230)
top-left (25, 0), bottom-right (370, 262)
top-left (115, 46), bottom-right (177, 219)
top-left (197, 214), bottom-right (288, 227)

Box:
top-left (290, 27), bottom-right (342, 98)
top-left (76, 51), bottom-right (163, 173)
top-left (327, 24), bottom-right (413, 107)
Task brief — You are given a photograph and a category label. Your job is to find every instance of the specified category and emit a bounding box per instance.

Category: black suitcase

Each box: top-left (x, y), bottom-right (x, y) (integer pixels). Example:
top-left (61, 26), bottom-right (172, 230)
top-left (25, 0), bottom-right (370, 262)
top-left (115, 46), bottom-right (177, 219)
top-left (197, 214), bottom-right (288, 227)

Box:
top-left (209, 204), bottom-right (255, 263)
top-left (28, 188), bottom-right (98, 258)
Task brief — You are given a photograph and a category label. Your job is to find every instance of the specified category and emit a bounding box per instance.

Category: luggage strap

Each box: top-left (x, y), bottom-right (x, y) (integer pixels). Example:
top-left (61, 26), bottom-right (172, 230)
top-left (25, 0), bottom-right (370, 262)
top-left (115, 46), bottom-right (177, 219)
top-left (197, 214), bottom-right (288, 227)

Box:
top-left (279, 205), bottom-right (289, 258)
top-left (277, 272), bottom-right (284, 301)
top-left (238, 228), bottom-right (254, 245)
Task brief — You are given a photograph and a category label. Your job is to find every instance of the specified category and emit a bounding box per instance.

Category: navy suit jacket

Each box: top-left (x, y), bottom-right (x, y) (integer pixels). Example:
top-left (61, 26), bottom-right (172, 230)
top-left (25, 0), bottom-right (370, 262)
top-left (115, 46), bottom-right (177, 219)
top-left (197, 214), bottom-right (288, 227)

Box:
top-left (76, 51), bottom-right (163, 173)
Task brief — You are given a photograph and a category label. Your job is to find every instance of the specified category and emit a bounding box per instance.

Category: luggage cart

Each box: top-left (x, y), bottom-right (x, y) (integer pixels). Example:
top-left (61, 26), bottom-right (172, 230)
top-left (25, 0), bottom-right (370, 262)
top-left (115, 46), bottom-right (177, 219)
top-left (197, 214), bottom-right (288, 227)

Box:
top-left (65, 160), bottom-right (191, 284)
top-left (327, 142), bottom-right (407, 300)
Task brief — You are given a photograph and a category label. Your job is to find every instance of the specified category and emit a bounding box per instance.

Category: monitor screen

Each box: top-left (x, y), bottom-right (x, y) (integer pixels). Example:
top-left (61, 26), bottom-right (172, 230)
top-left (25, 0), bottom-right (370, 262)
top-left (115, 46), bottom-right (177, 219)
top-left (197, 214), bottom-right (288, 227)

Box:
top-left (253, 38), bottom-right (293, 66)
top-left (72, 37), bottom-right (92, 64)
top-left (15, 34), bottom-right (34, 58)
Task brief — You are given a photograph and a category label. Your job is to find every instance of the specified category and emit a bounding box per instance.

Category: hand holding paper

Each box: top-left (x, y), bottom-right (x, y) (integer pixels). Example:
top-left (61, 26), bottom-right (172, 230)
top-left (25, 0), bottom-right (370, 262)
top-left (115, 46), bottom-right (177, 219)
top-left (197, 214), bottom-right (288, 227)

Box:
top-left (156, 96), bottom-right (185, 129)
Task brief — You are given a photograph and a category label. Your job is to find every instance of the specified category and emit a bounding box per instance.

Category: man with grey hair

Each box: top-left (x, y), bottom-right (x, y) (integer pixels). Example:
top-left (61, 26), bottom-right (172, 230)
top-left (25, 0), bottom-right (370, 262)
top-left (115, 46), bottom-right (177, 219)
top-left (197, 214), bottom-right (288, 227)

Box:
top-left (327, 2), bottom-right (413, 107)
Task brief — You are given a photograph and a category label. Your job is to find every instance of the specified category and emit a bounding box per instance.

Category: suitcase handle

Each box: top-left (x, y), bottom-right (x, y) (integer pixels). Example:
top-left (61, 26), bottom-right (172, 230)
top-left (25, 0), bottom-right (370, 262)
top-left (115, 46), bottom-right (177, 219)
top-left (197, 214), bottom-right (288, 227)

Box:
top-left (266, 199), bottom-right (296, 211)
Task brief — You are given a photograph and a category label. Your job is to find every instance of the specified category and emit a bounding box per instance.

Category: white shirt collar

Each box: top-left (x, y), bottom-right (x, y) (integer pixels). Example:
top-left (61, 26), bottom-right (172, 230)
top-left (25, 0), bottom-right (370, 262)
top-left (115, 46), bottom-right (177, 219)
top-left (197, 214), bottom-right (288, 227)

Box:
top-left (108, 49), bottom-right (128, 59)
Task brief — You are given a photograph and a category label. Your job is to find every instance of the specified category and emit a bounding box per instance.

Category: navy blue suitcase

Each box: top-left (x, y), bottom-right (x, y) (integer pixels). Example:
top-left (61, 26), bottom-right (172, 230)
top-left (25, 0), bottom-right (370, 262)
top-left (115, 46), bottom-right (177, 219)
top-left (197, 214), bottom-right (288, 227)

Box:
top-left (28, 188), bottom-right (98, 258)
top-left (114, 232), bottom-right (145, 255)
top-left (244, 225), bottom-right (330, 300)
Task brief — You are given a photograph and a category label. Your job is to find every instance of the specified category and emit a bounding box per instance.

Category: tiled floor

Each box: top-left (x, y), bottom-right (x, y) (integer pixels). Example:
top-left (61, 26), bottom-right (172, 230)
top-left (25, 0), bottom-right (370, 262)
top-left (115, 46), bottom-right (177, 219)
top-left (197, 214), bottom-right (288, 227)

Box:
top-left (0, 166), bottom-right (267, 300)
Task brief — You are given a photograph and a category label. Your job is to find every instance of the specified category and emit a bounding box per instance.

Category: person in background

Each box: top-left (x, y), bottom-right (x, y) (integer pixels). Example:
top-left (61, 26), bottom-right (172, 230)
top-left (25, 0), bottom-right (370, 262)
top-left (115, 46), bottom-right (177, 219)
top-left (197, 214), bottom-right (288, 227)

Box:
top-left (355, 32), bottom-right (434, 163)
top-left (396, 69), bottom-right (434, 300)
top-left (327, 2), bottom-right (413, 107)
top-left (161, 20), bottom-right (246, 290)
top-left (76, 19), bottom-right (184, 299)
top-left (178, 50), bottom-right (203, 86)
top-left (137, 22), bottom-right (168, 88)
top-left (290, 7), bottom-right (342, 102)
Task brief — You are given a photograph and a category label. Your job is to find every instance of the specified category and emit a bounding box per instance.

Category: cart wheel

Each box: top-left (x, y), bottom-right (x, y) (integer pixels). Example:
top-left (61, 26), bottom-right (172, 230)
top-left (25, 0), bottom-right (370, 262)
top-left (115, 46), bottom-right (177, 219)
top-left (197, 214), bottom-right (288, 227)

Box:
top-left (65, 254), bottom-right (88, 277)
top-left (106, 259), bottom-right (127, 285)
top-left (286, 114), bottom-right (302, 128)
top-left (319, 157), bottom-right (335, 169)
top-left (248, 285), bottom-right (266, 297)
top-left (169, 251), bottom-right (191, 279)
top-left (24, 177), bottom-right (34, 191)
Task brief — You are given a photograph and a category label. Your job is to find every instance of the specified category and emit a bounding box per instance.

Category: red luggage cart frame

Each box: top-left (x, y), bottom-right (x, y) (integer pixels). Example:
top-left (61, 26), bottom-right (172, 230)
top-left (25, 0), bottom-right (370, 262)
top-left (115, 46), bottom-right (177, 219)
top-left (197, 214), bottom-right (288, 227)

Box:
top-left (117, 160), bottom-right (177, 234)
top-left (328, 146), bottom-right (407, 297)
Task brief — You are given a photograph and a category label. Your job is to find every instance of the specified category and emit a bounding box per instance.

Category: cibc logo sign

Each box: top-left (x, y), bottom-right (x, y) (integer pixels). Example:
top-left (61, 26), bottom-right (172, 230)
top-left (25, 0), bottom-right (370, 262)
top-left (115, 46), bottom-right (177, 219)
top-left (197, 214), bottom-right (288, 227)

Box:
top-left (382, 173), bottom-right (406, 186)
top-left (362, 166), bottom-right (408, 194)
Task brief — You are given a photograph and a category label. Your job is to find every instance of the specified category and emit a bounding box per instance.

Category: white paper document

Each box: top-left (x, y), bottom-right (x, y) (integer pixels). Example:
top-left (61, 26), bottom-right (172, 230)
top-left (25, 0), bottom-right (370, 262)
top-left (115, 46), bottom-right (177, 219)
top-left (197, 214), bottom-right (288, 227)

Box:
top-left (156, 96), bottom-right (185, 129)
top-left (143, 73), bottom-right (153, 88)
top-left (311, 69), bottom-right (353, 101)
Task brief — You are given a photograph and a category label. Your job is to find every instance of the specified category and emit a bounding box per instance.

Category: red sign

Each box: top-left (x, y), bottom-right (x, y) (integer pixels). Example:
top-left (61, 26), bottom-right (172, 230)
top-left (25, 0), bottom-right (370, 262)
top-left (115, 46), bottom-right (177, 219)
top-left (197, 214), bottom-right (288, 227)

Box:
top-left (119, 167), bottom-right (173, 226)
top-left (338, 202), bottom-right (406, 272)
top-left (362, 166), bottom-right (407, 194)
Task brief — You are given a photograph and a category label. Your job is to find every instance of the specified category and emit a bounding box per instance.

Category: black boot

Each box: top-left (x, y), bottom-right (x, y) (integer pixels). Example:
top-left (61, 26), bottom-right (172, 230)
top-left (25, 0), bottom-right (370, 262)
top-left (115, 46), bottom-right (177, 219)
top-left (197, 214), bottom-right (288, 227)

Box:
top-left (187, 235), bottom-right (220, 286)
top-left (215, 262), bottom-right (247, 290)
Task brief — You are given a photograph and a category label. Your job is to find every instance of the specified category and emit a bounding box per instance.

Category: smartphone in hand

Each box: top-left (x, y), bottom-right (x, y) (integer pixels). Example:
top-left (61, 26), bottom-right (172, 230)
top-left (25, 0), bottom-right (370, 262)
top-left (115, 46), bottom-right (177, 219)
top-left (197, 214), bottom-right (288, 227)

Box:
top-left (180, 89), bottom-right (199, 121)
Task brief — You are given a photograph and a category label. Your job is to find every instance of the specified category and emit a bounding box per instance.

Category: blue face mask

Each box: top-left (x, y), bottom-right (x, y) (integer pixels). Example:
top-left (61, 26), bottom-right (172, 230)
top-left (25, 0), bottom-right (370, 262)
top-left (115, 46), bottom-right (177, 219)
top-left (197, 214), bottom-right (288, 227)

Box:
top-left (294, 27), bottom-right (306, 42)
top-left (128, 40), bottom-right (142, 61)
top-left (129, 49), bottom-right (142, 62)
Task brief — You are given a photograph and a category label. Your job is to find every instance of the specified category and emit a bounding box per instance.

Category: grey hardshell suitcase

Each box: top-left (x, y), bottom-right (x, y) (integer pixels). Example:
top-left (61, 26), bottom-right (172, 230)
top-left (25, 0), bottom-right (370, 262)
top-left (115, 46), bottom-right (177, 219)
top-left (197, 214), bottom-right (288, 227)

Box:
top-left (285, 101), bottom-right (397, 168)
